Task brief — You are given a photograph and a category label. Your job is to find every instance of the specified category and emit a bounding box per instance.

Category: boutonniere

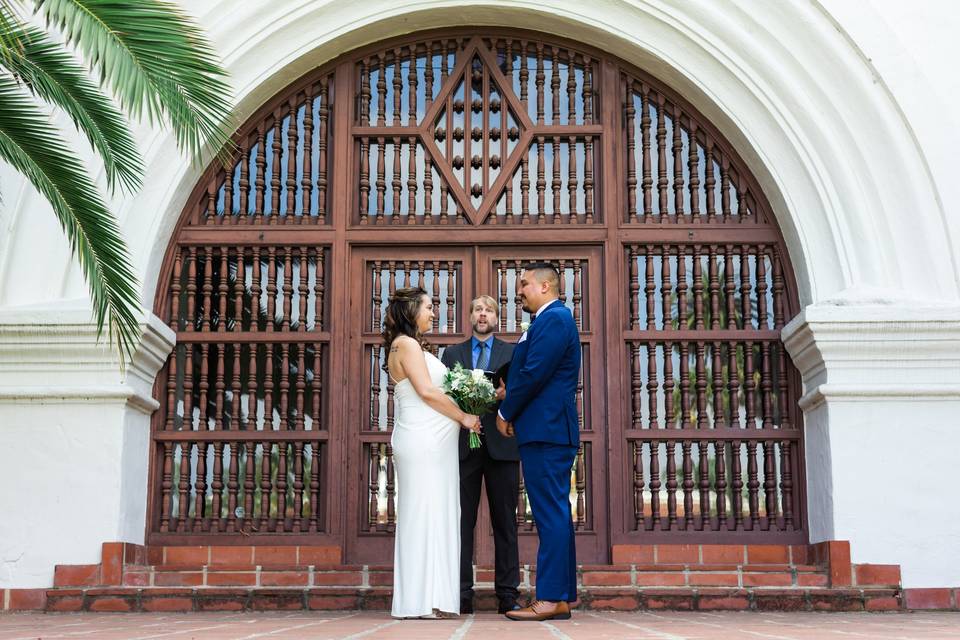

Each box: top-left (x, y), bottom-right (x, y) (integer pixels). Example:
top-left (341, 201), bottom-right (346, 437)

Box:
top-left (520, 321), bottom-right (530, 332)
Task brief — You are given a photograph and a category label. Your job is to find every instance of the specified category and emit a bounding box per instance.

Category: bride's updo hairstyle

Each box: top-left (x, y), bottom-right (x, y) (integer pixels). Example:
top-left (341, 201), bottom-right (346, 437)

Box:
top-left (382, 286), bottom-right (431, 354)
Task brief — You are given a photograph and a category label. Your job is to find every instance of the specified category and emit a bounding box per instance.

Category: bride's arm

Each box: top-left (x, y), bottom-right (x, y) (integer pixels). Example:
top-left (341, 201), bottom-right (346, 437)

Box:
top-left (393, 338), bottom-right (479, 430)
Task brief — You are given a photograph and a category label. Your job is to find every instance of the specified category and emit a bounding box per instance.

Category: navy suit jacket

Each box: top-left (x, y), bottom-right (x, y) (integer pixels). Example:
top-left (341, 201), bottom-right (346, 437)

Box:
top-left (498, 299), bottom-right (581, 447)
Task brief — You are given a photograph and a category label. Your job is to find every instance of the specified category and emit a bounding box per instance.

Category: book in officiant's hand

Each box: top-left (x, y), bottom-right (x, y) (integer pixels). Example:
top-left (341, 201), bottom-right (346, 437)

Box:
top-left (483, 361), bottom-right (510, 388)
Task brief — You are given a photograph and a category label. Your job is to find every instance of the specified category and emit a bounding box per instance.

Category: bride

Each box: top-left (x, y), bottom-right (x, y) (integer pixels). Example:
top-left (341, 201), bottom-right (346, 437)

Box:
top-left (383, 286), bottom-right (481, 619)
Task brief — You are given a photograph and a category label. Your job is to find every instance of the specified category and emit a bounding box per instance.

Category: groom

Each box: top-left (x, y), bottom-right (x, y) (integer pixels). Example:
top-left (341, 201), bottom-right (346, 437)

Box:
top-left (440, 295), bottom-right (520, 615)
top-left (497, 262), bottom-right (580, 621)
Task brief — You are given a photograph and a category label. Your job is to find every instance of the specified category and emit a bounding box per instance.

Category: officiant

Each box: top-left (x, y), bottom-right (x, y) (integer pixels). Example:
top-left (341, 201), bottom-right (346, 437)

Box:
top-left (440, 295), bottom-right (520, 614)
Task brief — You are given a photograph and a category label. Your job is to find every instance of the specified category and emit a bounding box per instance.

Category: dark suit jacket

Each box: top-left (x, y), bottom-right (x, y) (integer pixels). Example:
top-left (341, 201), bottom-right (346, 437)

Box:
top-left (441, 336), bottom-right (517, 461)
top-left (498, 299), bottom-right (581, 447)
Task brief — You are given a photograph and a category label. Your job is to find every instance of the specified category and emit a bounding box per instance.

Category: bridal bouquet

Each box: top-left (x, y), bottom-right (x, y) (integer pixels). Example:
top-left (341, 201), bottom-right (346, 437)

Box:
top-left (442, 363), bottom-right (497, 449)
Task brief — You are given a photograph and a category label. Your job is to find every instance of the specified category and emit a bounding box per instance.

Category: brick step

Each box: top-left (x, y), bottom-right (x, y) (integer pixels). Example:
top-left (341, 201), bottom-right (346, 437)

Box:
top-left (18, 540), bottom-right (913, 613)
top-left (852, 564), bottom-right (902, 588)
top-left (123, 565), bottom-right (389, 588)
top-left (41, 585), bottom-right (903, 613)
top-left (116, 563), bottom-right (829, 589)
top-left (144, 544), bottom-right (342, 568)
top-left (151, 543), bottom-right (812, 569)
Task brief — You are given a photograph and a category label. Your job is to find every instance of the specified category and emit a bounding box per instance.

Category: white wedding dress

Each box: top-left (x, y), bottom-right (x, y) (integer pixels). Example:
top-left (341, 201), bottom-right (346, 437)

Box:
top-left (390, 350), bottom-right (461, 618)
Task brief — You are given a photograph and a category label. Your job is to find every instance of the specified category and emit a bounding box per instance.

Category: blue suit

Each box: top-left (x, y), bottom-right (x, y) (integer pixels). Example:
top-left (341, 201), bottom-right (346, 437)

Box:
top-left (498, 299), bottom-right (580, 602)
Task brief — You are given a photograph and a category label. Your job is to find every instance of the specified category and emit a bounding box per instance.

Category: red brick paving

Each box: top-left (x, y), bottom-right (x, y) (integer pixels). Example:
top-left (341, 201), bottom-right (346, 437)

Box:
top-left (1, 611), bottom-right (959, 639)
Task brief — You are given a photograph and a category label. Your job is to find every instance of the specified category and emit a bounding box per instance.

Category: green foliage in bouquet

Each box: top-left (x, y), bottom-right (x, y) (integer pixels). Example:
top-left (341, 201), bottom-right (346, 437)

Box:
top-left (442, 362), bottom-right (497, 449)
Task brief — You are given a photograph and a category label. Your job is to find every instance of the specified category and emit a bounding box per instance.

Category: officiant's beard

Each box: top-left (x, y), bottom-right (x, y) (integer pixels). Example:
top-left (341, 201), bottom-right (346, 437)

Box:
top-left (472, 320), bottom-right (495, 336)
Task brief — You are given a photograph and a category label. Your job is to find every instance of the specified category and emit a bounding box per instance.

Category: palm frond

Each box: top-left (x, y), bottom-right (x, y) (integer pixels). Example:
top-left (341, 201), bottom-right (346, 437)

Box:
top-left (0, 76), bottom-right (141, 361)
top-left (34, 0), bottom-right (234, 161)
top-left (0, 19), bottom-right (142, 191)
top-left (0, 2), bottom-right (27, 67)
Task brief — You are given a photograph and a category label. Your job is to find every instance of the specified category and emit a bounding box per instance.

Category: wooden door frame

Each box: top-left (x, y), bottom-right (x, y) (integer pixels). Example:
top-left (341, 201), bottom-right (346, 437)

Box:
top-left (344, 242), bottom-right (611, 565)
top-left (146, 28), bottom-right (807, 551)
top-left (344, 245), bottom-right (475, 563)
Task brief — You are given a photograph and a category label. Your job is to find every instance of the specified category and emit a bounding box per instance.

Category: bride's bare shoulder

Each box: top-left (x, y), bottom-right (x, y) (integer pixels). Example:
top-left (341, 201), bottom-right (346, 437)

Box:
top-left (390, 335), bottom-right (419, 353)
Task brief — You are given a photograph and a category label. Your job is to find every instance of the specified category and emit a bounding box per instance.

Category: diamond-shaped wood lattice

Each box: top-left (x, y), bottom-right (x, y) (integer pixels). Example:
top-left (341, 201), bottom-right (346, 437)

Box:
top-left (418, 37), bottom-right (533, 224)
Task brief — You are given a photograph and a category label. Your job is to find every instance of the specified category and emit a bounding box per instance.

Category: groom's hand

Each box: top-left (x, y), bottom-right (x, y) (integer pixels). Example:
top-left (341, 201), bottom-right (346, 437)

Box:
top-left (496, 413), bottom-right (514, 438)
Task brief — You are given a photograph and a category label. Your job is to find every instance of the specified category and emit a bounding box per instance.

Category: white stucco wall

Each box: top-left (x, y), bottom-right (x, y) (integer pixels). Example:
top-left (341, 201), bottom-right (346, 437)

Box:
top-left (832, 401), bottom-right (960, 588)
top-left (819, 0), bottom-right (960, 289)
top-left (784, 303), bottom-right (960, 588)
top-left (0, 405), bottom-right (139, 584)
top-left (0, 0), bottom-right (958, 589)
top-left (0, 310), bottom-right (173, 587)
top-left (801, 399), bottom-right (960, 588)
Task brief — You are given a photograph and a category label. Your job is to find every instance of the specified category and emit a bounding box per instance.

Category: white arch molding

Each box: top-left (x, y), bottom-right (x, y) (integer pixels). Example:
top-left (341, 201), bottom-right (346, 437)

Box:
top-left (1, 1), bottom-right (956, 306)
top-left (1, 0), bottom-right (958, 590)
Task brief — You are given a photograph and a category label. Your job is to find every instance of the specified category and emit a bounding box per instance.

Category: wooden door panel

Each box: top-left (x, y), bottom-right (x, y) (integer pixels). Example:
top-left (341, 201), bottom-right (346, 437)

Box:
top-left (476, 246), bottom-right (607, 564)
top-left (346, 247), bottom-right (473, 562)
top-left (346, 245), bottom-right (608, 564)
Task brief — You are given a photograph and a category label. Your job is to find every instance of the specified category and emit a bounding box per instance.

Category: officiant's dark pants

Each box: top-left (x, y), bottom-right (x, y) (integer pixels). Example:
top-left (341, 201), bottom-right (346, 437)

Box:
top-left (459, 449), bottom-right (520, 604)
top-left (520, 442), bottom-right (578, 602)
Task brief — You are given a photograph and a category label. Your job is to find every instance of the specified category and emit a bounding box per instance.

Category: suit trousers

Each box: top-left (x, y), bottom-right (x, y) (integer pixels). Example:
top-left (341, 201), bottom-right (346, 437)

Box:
top-left (459, 447), bottom-right (520, 603)
top-left (519, 442), bottom-right (578, 602)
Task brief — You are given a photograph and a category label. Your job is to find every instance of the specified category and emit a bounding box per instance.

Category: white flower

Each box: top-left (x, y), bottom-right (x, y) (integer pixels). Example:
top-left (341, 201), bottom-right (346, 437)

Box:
top-left (520, 321), bottom-right (530, 332)
top-left (442, 362), bottom-right (496, 415)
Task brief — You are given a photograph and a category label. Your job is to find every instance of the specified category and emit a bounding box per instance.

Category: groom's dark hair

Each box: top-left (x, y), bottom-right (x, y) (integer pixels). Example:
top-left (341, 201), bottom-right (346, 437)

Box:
top-left (523, 261), bottom-right (560, 293)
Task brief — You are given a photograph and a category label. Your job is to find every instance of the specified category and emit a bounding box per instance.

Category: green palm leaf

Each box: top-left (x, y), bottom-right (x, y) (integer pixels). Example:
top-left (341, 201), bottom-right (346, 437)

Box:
top-left (35, 0), bottom-right (234, 160)
top-left (0, 19), bottom-right (142, 191)
top-left (0, 76), bottom-right (141, 359)
top-left (0, 3), bottom-right (26, 66)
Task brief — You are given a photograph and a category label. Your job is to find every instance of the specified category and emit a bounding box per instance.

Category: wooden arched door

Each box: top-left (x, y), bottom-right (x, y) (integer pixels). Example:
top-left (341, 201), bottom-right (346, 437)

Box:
top-left (149, 29), bottom-right (807, 563)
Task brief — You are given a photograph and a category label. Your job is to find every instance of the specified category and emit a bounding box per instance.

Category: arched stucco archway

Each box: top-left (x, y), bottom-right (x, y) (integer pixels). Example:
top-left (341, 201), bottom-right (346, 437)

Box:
top-left (5, 1), bottom-right (955, 306)
top-left (132, 0), bottom-right (959, 309)
top-left (1, 0), bottom-right (958, 591)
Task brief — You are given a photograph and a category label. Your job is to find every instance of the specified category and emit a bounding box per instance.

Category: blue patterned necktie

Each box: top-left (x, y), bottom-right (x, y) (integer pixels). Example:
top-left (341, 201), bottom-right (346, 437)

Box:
top-left (476, 341), bottom-right (490, 370)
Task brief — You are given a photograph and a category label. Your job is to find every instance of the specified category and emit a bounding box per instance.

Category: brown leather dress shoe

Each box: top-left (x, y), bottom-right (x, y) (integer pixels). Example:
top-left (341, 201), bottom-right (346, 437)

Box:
top-left (504, 599), bottom-right (571, 621)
